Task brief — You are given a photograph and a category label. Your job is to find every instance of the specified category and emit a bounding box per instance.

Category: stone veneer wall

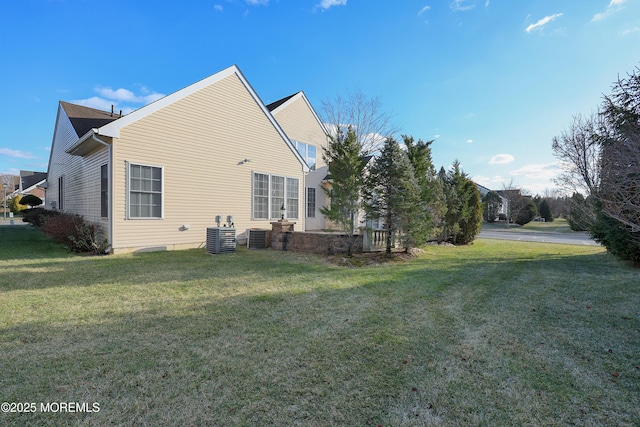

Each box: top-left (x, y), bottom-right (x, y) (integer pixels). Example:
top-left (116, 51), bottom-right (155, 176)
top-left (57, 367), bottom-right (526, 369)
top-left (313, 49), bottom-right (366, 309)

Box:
top-left (270, 220), bottom-right (363, 254)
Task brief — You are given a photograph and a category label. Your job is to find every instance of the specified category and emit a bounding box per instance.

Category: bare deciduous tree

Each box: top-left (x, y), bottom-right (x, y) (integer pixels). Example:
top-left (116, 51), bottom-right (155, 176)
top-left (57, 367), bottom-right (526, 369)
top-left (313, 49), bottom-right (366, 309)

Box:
top-left (321, 90), bottom-right (396, 156)
top-left (551, 113), bottom-right (602, 196)
top-left (598, 69), bottom-right (640, 236)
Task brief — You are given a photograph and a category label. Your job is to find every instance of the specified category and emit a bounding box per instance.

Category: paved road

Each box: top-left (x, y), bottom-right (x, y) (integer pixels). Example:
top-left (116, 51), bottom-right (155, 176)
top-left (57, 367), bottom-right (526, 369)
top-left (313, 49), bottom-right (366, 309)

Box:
top-left (479, 229), bottom-right (600, 246)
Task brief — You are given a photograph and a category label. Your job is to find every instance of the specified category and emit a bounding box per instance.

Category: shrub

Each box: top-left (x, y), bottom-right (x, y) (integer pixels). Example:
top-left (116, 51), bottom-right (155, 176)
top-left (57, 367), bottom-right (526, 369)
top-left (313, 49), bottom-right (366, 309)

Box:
top-left (9, 195), bottom-right (27, 214)
top-left (590, 201), bottom-right (640, 264)
top-left (515, 199), bottom-right (537, 225)
top-left (22, 208), bottom-right (60, 228)
top-left (19, 194), bottom-right (43, 207)
top-left (42, 213), bottom-right (109, 254)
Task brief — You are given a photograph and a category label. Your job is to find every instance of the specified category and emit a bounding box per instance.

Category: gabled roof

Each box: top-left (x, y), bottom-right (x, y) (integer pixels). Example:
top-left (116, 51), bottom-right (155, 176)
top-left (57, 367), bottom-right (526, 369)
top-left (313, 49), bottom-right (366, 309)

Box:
top-left (62, 65), bottom-right (309, 172)
top-left (266, 92), bottom-right (300, 112)
top-left (20, 170), bottom-right (47, 190)
top-left (60, 101), bottom-right (120, 138)
top-left (267, 91), bottom-right (329, 136)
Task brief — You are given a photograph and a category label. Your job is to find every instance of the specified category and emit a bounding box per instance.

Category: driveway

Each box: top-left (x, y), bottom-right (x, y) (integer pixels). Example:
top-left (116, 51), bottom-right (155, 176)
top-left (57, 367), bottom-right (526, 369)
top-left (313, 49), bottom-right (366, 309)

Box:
top-left (479, 229), bottom-right (600, 246)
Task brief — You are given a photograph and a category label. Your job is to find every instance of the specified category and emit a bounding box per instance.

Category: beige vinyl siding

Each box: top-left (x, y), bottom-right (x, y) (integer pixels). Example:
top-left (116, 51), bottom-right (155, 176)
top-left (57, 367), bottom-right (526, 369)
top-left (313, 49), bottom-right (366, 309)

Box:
top-left (271, 96), bottom-right (328, 168)
top-left (46, 107), bottom-right (110, 233)
top-left (271, 95), bottom-right (331, 231)
top-left (111, 73), bottom-right (305, 253)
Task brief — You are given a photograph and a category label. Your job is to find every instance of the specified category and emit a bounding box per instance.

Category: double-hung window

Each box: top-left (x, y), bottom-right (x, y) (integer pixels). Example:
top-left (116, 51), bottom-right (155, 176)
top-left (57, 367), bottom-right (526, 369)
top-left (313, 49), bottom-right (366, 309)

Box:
top-left (128, 163), bottom-right (162, 219)
top-left (58, 176), bottom-right (64, 210)
top-left (293, 141), bottom-right (317, 170)
top-left (100, 164), bottom-right (108, 218)
top-left (252, 172), bottom-right (299, 220)
top-left (270, 176), bottom-right (285, 219)
top-left (286, 178), bottom-right (299, 218)
top-left (306, 187), bottom-right (316, 218)
top-left (253, 173), bottom-right (269, 219)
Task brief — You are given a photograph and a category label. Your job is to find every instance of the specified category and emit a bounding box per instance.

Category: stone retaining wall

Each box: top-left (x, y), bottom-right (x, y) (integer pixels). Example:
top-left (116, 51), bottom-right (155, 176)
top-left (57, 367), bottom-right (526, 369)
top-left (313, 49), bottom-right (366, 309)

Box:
top-left (268, 220), bottom-right (363, 254)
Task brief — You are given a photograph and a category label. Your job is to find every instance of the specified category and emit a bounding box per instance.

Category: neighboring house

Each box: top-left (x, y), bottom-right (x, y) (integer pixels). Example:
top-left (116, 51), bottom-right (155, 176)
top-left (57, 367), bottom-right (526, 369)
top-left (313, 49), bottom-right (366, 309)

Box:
top-left (45, 65), bottom-right (310, 254)
top-left (266, 92), bottom-right (331, 231)
top-left (476, 183), bottom-right (509, 220)
top-left (19, 170), bottom-right (47, 205)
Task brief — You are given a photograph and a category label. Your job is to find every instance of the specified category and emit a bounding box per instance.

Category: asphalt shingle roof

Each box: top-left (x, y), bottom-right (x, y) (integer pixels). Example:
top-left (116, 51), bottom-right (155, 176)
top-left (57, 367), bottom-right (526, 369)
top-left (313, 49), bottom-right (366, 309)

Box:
top-left (60, 101), bottom-right (121, 138)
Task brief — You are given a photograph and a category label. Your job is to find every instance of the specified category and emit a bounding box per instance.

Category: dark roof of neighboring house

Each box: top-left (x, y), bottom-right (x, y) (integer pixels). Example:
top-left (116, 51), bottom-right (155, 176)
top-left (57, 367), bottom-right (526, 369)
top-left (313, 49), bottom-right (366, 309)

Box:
top-left (265, 92), bottom-right (300, 112)
top-left (60, 101), bottom-right (121, 138)
top-left (20, 171), bottom-right (47, 189)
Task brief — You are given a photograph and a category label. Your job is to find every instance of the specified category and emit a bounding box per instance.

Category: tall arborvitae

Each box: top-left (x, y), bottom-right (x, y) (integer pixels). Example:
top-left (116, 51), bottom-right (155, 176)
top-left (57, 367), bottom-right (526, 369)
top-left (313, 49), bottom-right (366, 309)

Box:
top-left (441, 160), bottom-right (483, 244)
top-left (320, 126), bottom-right (367, 256)
top-left (363, 137), bottom-right (421, 253)
top-left (403, 135), bottom-right (446, 244)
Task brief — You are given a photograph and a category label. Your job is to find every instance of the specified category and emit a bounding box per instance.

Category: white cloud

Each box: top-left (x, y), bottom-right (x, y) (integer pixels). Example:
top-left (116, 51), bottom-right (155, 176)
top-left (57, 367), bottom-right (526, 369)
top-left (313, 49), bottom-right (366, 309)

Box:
top-left (473, 175), bottom-right (505, 188)
top-left (214, 4), bottom-right (223, 12)
top-left (510, 163), bottom-right (558, 181)
top-left (418, 5), bottom-right (431, 15)
top-left (525, 13), bottom-right (563, 33)
top-left (317, 0), bottom-right (347, 10)
top-left (71, 96), bottom-right (117, 111)
top-left (96, 87), bottom-right (137, 102)
top-left (450, 0), bottom-right (476, 12)
top-left (592, 0), bottom-right (628, 21)
top-left (72, 85), bottom-right (165, 114)
top-left (0, 148), bottom-right (34, 159)
top-left (621, 27), bottom-right (640, 35)
top-left (466, 139), bottom-right (473, 144)
top-left (95, 86), bottom-right (164, 104)
top-left (246, 0), bottom-right (269, 5)
top-left (489, 154), bottom-right (514, 165)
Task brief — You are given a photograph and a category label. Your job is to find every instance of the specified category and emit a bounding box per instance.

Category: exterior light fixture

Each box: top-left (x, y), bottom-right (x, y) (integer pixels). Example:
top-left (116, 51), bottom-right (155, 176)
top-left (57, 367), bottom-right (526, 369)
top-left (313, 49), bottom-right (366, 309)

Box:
top-left (280, 204), bottom-right (286, 220)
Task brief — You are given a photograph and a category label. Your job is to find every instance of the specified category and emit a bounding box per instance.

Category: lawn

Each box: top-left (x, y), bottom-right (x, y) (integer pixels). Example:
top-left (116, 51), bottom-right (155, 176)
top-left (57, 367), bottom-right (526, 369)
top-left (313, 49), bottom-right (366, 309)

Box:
top-left (0, 225), bottom-right (638, 426)
top-left (482, 218), bottom-right (576, 234)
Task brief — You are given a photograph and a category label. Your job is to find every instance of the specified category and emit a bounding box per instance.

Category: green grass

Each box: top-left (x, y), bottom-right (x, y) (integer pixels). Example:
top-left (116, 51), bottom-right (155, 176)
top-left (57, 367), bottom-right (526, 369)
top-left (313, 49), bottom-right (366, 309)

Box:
top-left (1, 225), bottom-right (639, 426)
top-left (483, 218), bottom-right (575, 234)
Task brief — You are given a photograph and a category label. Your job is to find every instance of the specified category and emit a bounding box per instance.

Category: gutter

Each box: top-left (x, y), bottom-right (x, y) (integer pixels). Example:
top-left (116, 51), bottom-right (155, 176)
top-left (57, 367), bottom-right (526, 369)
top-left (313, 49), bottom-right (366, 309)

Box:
top-left (91, 132), bottom-right (114, 254)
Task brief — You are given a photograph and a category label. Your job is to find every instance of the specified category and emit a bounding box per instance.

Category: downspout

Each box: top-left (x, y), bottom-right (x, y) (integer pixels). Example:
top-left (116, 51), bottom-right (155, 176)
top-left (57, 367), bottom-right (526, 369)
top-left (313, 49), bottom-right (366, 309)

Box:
top-left (92, 133), bottom-right (113, 253)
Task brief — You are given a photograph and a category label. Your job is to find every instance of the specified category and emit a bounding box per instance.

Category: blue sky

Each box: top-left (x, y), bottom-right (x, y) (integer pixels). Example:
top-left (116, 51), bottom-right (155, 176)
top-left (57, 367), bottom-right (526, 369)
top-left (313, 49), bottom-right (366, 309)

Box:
top-left (1, 0), bottom-right (638, 195)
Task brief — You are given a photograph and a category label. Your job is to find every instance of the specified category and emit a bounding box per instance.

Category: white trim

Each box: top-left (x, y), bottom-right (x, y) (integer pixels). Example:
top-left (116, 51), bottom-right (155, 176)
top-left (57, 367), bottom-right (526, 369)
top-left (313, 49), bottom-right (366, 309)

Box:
top-left (269, 91), bottom-right (329, 136)
top-left (251, 171), bottom-right (300, 221)
top-left (96, 65), bottom-right (308, 173)
top-left (126, 161), bottom-right (164, 220)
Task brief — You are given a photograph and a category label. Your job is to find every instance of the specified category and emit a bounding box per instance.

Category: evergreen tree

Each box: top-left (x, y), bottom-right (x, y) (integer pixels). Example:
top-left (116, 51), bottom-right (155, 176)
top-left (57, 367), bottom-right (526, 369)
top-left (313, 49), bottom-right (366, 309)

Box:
top-left (402, 135), bottom-right (444, 245)
top-left (538, 199), bottom-right (553, 222)
top-left (363, 137), bottom-right (421, 253)
top-left (19, 194), bottom-right (43, 207)
top-left (320, 127), bottom-right (367, 256)
top-left (482, 191), bottom-right (502, 223)
top-left (515, 199), bottom-right (537, 225)
top-left (568, 192), bottom-right (593, 231)
top-left (441, 161), bottom-right (483, 244)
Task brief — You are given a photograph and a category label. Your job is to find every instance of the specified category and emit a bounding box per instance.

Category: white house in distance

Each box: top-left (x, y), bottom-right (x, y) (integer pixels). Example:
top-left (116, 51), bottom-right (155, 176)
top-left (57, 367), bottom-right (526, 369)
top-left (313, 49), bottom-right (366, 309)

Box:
top-left (45, 65), bottom-right (333, 254)
top-left (476, 183), bottom-right (509, 220)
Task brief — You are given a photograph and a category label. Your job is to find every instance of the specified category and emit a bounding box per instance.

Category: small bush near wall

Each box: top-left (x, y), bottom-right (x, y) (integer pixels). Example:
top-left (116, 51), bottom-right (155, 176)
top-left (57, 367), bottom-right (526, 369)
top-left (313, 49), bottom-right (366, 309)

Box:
top-left (22, 208), bottom-right (61, 228)
top-left (42, 213), bottom-right (109, 254)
